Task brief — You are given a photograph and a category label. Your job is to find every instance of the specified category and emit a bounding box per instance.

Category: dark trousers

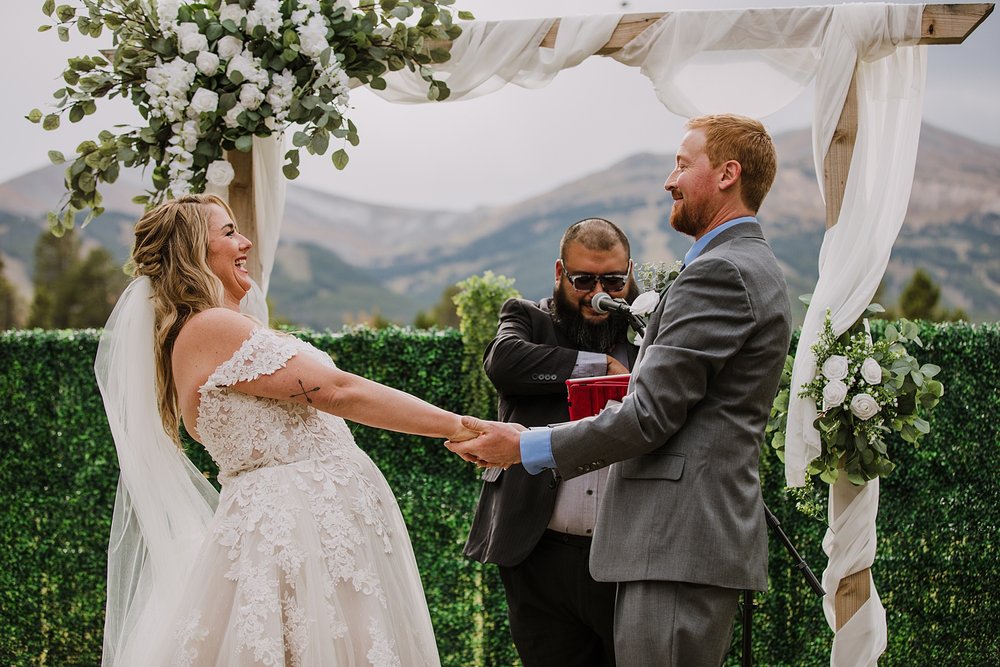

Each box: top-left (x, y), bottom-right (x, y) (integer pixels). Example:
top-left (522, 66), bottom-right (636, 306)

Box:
top-left (498, 530), bottom-right (617, 667)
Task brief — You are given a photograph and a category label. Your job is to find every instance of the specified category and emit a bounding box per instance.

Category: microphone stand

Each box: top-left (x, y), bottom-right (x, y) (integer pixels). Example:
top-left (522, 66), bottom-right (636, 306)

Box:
top-left (741, 503), bottom-right (825, 666)
top-left (626, 312), bottom-right (646, 339)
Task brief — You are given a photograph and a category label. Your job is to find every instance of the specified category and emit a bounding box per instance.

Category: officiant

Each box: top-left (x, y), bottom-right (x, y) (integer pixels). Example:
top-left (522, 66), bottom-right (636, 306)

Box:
top-left (463, 218), bottom-right (639, 667)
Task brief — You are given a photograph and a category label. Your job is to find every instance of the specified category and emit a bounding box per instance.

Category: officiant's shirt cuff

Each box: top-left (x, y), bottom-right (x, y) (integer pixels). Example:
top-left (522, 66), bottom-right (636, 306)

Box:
top-left (520, 428), bottom-right (555, 475)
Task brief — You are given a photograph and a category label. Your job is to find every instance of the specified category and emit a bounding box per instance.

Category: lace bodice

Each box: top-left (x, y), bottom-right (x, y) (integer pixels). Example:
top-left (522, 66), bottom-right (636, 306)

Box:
top-left (196, 328), bottom-right (356, 481)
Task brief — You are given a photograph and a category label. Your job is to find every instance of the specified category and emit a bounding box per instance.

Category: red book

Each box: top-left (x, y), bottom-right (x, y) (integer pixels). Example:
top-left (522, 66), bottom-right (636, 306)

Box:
top-left (565, 374), bottom-right (631, 421)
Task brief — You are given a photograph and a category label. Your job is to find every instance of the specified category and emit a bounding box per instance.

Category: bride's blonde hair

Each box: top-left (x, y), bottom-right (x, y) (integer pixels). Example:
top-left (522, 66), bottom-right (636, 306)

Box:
top-left (128, 194), bottom-right (232, 441)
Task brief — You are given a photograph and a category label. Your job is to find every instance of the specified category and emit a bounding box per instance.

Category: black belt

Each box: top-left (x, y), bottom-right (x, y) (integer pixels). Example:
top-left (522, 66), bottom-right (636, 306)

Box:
top-left (542, 529), bottom-right (593, 548)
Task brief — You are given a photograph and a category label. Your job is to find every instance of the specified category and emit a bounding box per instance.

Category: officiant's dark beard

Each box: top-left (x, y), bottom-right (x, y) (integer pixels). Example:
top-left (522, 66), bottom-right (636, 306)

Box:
top-left (551, 281), bottom-right (640, 353)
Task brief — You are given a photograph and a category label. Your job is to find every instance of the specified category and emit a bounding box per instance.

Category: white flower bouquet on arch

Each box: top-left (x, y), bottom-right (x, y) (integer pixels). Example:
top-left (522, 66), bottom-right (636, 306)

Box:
top-left (768, 303), bottom-right (945, 486)
top-left (30, 0), bottom-right (466, 230)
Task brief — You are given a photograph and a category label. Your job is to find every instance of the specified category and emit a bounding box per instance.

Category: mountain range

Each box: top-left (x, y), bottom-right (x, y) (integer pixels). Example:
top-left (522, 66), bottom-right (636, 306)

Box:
top-left (1, 124), bottom-right (998, 329)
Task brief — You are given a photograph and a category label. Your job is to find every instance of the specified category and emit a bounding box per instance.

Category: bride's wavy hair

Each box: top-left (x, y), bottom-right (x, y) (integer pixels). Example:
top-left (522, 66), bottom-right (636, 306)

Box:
top-left (128, 194), bottom-right (230, 442)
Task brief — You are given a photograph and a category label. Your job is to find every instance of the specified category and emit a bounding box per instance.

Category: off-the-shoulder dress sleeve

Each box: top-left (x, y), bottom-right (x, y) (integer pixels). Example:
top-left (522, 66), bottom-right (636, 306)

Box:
top-left (203, 328), bottom-right (302, 389)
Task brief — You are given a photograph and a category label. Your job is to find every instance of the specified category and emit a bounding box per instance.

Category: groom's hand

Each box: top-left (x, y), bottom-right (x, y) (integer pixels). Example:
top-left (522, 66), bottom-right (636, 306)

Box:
top-left (445, 416), bottom-right (524, 469)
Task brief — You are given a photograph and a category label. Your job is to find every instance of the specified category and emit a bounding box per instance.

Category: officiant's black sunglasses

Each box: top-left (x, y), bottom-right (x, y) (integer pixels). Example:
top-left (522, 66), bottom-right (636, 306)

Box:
top-left (558, 259), bottom-right (632, 293)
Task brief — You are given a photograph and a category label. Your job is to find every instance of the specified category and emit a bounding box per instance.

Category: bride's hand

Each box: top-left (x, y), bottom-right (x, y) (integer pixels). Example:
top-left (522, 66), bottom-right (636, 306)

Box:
top-left (446, 417), bottom-right (481, 444)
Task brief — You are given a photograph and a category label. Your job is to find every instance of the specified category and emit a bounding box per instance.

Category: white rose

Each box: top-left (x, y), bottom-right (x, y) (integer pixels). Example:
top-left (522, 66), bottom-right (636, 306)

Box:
top-left (224, 103), bottom-right (246, 128)
top-left (179, 30), bottom-right (208, 55)
top-left (219, 4), bottom-right (246, 24)
top-left (822, 379), bottom-right (848, 409)
top-left (860, 357), bottom-right (883, 385)
top-left (189, 88), bottom-right (219, 114)
top-left (206, 159), bottom-right (235, 187)
top-left (822, 355), bottom-right (849, 381)
top-left (196, 51), bottom-right (220, 76)
top-left (239, 83), bottom-right (265, 110)
top-left (849, 393), bottom-right (881, 421)
top-left (217, 35), bottom-right (243, 61)
top-left (630, 290), bottom-right (660, 317)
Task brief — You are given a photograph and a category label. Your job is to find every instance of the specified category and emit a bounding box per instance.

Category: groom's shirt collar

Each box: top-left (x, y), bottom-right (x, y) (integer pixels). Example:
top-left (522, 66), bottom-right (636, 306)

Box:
top-left (683, 216), bottom-right (758, 268)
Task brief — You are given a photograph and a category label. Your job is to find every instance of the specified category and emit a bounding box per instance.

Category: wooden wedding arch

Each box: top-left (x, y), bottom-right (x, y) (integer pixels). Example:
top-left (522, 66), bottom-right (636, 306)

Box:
top-left (223, 2), bottom-right (993, 659)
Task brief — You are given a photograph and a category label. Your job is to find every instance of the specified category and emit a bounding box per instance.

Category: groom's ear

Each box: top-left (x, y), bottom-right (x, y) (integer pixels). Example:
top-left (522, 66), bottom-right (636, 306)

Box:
top-left (554, 258), bottom-right (564, 285)
top-left (718, 159), bottom-right (742, 192)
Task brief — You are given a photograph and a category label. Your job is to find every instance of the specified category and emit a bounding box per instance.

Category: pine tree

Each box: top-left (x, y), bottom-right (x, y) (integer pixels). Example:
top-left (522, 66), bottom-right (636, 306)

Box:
top-left (897, 268), bottom-right (966, 322)
top-left (27, 229), bottom-right (126, 329)
top-left (0, 255), bottom-right (23, 328)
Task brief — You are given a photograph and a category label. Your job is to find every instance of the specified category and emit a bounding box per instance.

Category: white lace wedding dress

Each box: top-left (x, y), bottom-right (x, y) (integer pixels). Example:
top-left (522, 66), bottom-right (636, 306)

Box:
top-left (160, 327), bottom-right (440, 666)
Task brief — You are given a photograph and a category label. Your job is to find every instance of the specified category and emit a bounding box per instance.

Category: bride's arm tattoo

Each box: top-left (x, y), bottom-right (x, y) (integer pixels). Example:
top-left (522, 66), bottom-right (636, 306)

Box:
top-left (291, 379), bottom-right (321, 403)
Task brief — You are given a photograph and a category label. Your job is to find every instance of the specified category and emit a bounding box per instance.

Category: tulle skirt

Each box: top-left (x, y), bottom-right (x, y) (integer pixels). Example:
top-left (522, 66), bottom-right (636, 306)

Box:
top-left (144, 451), bottom-right (440, 666)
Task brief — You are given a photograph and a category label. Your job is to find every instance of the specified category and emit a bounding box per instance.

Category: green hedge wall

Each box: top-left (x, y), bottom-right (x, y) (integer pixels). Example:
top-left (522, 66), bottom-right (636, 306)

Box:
top-left (1, 322), bottom-right (998, 666)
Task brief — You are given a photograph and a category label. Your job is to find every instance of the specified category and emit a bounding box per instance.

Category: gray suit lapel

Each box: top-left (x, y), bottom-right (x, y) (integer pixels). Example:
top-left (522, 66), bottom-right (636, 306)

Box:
top-left (629, 223), bottom-right (764, 389)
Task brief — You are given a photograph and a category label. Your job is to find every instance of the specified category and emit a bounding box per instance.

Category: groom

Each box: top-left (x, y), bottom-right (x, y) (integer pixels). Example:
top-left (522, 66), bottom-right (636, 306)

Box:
top-left (449, 114), bottom-right (792, 665)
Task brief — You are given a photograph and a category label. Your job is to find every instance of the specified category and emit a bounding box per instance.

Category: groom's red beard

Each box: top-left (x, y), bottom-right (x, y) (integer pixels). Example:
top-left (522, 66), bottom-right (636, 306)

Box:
top-left (550, 279), bottom-right (640, 353)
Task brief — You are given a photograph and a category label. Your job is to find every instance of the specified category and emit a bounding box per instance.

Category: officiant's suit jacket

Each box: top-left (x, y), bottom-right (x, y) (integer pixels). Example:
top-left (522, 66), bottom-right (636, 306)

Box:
top-left (464, 297), bottom-right (638, 566)
top-left (550, 223), bottom-right (791, 591)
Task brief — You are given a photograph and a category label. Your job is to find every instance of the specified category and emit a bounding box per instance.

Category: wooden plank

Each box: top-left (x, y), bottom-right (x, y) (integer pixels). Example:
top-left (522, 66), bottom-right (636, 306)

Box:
top-left (225, 148), bottom-right (262, 286)
top-left (831, 473), bottom-right (870, 629)
top-left (823, 74), bottom-right (858, 230)
top-left (538, 4), bottom-right (993, 53)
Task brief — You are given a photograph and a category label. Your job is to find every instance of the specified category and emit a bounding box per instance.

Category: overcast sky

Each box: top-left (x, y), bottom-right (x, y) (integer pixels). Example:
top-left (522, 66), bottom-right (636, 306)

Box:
top-left (5, 0), bottom-right (998, 210)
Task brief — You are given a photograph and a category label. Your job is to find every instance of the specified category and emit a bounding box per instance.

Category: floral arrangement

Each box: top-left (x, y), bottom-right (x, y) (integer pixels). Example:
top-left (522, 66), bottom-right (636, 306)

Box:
top-left (630, 259), bottom-right (682, 316)
top-left (29, 0), bottom-right (466, 231)
top-left (625, 259), bottom-right (681, 345)
top-left (768, 303), bottom-right (944, 486)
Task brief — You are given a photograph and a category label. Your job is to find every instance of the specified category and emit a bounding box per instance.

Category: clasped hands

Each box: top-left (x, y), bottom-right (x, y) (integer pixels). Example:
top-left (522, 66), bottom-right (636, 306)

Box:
top-left (446, 416), bottom-right (525, 469)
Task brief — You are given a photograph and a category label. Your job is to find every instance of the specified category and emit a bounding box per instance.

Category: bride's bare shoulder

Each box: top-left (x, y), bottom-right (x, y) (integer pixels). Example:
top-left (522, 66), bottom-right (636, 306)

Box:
top-left (174, 308), bottom-right (258, 369)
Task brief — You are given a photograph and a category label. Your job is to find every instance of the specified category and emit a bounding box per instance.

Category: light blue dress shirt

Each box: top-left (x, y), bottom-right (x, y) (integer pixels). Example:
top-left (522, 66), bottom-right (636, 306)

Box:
top-left (518, 216), bottom-right (759, 474)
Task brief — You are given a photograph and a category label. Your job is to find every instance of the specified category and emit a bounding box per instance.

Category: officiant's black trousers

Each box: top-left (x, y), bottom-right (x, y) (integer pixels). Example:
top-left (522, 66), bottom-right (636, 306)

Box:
top-left (498, 530), bottom-right (617, 667)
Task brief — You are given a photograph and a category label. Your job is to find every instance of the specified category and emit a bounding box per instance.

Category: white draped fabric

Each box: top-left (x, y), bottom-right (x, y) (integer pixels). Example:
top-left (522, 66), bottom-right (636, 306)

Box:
top-left (233, 5), bottom-right (929, 664)
top-left (824, 478), bottom-right (885, 667)
top-left (374, 15), bottom-right (623, 102)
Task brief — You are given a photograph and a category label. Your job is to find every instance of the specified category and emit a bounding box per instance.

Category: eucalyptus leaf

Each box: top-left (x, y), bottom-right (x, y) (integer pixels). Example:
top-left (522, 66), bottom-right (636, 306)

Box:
top-left (48, 150), bottom-right (66, 164)
top-left (331, 148), bottom-right (349, 170)
top-left (234, 134), bottom-right (253, 152)
top-left (42, 114), bottom-right (60, 131)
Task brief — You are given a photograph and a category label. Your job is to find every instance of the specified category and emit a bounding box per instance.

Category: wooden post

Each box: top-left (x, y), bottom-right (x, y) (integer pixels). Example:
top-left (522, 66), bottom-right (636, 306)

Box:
top-left (225, 148), bottom-right (263, 286)
top-left (831, 474), bottom-right (869, 630)
top-left (823, 75), bottom-right (858, 230)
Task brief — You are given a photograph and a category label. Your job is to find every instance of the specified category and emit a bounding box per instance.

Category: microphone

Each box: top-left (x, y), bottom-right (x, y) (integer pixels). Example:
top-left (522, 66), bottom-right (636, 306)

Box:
top-left (591, 292), bottom-right (632, 315)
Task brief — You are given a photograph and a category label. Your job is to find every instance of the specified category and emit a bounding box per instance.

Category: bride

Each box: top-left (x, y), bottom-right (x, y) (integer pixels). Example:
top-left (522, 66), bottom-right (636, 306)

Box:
top-left (97, 193), bottom-right (475, 665)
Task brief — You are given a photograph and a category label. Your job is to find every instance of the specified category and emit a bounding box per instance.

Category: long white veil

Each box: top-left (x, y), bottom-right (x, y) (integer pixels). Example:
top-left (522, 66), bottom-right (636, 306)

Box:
top-left (95, 276), bottom-right (219, 664)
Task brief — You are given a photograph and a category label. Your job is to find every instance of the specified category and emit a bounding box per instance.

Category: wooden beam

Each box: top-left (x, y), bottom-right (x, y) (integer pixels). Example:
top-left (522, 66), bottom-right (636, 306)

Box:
top-left (539, 4), bottom-right (994, 54)
top-left (225, 148), bottom-right (262, 286)
top-left (823, 74), bottom-right (859, 230)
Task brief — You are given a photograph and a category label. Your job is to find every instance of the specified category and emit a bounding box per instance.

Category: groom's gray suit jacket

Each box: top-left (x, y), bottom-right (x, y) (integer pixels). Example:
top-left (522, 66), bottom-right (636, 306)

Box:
top-left (550, 223), bottom-right (791, 591)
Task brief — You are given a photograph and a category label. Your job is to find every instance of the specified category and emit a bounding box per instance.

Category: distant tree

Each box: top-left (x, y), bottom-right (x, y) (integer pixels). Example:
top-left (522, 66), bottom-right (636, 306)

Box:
top-left (413, 284), bottom-right (461, 329)
top-left (898, 268), bottom-right (966, 322)
top-left (0, 255), bottom-right (23, 329)
top-left (28, 229), bottom-right (126, 329)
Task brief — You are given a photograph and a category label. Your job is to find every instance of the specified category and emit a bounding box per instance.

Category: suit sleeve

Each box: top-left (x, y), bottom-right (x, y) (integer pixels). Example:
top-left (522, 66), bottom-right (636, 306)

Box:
top-left (550, 256), bottom-right (756, 479)
top-left (483, 298), bottom-right (582, 396)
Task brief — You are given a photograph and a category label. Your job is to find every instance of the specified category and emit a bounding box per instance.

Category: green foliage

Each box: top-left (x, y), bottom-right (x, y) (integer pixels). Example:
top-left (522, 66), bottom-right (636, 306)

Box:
top-left (633, 259), bottom-right (682, 292)
top-left (413, 283), bottom-right (461, 329)
top-left (452, 271), bottom-right (519, 419)
top-left (4, 323), bottom-right (998, 665)
top-left (27, 228), bottom-right (126, 329)
top-left (33, 0), bottom-right (464, 231)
